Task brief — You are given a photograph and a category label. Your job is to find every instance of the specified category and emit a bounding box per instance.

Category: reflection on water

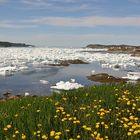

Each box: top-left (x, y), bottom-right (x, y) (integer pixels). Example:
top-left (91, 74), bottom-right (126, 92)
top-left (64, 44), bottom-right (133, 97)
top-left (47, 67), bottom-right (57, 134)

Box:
top-left (0, 63), bottom-right (128, 96)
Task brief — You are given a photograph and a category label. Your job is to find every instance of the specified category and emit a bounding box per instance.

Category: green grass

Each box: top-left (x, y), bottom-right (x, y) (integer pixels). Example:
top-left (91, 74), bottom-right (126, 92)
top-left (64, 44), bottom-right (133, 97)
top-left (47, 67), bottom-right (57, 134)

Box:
top-left (0, 83), bottom-right (140, 140)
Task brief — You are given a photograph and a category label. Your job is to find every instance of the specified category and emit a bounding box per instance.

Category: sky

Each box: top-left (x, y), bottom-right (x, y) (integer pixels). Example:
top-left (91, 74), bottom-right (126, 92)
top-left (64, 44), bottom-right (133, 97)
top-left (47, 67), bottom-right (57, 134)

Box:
top-left (0, 0), bottom-right (140, 47)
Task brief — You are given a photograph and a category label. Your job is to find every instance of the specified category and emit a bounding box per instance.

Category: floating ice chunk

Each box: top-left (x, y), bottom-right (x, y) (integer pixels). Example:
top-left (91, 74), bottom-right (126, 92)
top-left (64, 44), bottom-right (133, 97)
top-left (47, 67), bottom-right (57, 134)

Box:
top-left (56, 81), bottom-right (65, 86)
top-left (70, 78), bottom-right (75, 83)
top-left (25, 92), bottom-right (30, 96)
top-left (91, 70), bottom-right (95, 74)
top-left (0, 66), bottom-right (16, 76)
top-left (51, 79), bottom-right (84, 90)
top-left (122, 72), bottom-right (140, 80)
top-left (40, 80), bottom-right (49, 84)
top-left (101, 63), bottom-right (109, 69)
top-left (19, 66), bottom-right (28, 71)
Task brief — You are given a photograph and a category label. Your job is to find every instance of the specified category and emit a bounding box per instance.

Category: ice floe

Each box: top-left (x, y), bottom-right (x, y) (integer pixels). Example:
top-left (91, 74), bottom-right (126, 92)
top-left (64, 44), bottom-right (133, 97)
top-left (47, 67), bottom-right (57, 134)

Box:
top-left (0, 47), bottom-right (139, 76)
top-left (51, 80), bottom-right (84, 90)
top-left (122, 72), bottom-right (140, 80)
top-left (25, 92), bottom-right (30, 96)
top-left (0, 66), bottom-right (17, 76)
top-left (40, 80), bottom-right (49, 84)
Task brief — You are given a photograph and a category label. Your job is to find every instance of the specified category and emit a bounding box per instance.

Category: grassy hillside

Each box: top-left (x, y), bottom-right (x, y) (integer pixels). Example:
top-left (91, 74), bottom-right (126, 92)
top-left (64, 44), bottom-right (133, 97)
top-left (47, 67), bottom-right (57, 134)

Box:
top-left (0, 84), bottom-right (140, 140)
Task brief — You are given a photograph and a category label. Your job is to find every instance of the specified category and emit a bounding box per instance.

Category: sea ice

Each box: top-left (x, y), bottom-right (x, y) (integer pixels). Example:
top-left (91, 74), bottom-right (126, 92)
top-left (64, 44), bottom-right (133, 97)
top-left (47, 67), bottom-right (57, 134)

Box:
top-left (40, 80), bottom-right (49, 84)
top-left (0, 47), bottom-right (139, 76)
top-left (122, 72), bottom-right (140, 80)
top-left (51, 80), bottom-right (84, 90)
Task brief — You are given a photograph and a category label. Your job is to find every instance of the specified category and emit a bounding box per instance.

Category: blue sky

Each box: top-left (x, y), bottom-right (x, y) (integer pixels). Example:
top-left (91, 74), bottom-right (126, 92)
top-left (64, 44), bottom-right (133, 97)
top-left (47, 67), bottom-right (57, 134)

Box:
top-left (0, 0), bottom-right (140, 47)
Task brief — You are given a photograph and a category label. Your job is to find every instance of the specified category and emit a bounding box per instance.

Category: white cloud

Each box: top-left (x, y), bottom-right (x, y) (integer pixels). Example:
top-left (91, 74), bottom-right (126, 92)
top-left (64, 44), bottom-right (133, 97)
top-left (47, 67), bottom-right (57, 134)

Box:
top-left (0, 20), bottom-right (37, 28)
top-left (26, 16), bottom-right (140, 27)
top-left (1, 16), bottom-right (140, 29)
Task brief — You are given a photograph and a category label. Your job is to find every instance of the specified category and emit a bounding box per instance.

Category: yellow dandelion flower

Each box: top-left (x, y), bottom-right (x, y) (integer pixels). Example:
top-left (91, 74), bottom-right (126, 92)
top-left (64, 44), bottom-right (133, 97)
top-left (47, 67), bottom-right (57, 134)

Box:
top-left (96, 124), bottom-right (100, 128)
top-left (37, 130), bottom-right (41, 134)
top-left (6, 124), bottom-right (12, 129)
top-left (15, 130), bottom-right (19, 134)
top-left (82, 125), bottom-right (87, 128)
top-left (127, 132), bottom-right (132, 136)
top-left (33, 132), bottom-right (37, 135)
top-left (85, 127), bottom-right (92, 131)
top-left (50, 130), bottom-right (55, 137)
top-left (66, 129), bottom-right (70, 132)
top-left (3, 127), bottom-right (8, 131)
top-left (21, 134), bottom-right (26, 139)
top-left (134, 130), bottom-right (138, 135)
top-left (55, 132), bottom-right (62, 136)
top-left (54, 135), bottom-right (60, 139)
top-left (36, 110), bottom-right (40, 112)
top-left (12, 134), bottom-right (16, 138)
top-left (42, 135), bottom-right (48, 139)
top-left (15, 114), bottom-right (18, 117)
top-left (77, 135), bottom-right (80, 139)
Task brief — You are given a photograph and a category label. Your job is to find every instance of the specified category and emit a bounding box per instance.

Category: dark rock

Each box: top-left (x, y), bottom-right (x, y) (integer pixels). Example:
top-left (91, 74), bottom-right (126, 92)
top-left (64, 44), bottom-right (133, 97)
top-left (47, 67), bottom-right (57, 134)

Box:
top-left (49, 59), bottom-right (88, 66)
top-left (3, 92), bottom-right (11, 97)
top-left (87, 73), bottom-right (127, 83)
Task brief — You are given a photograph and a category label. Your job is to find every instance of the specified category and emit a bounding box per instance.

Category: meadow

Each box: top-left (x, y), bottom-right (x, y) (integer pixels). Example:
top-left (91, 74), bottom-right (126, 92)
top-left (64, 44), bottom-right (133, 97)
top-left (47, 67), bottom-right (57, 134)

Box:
top-left (0, 84), bottom-right (140, 140)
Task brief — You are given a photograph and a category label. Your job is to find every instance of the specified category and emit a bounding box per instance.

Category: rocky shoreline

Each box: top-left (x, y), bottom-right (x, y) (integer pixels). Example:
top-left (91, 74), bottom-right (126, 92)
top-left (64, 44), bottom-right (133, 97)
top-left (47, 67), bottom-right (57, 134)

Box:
top-left (87, 73), bottom-right (140, 83)
top-left (86, 44), bottom-right (140, 56)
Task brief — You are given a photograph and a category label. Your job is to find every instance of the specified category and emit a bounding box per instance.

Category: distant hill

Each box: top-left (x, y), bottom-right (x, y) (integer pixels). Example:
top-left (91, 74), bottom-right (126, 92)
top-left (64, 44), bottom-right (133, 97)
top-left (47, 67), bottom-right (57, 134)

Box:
top-left (86, 44), bottom-right (140, 56)
top-left (86, 44), bottom-right (140, 49)
top-left (0, 41), bottom-right (35, 47)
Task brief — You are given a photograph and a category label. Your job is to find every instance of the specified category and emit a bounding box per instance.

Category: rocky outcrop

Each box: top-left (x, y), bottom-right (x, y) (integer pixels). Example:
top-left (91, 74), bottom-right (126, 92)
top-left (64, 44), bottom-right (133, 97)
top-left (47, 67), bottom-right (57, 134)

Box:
top-left (86, 44), bottom-right (140, 56)
top-left (49, 59), bottom-right (88, 66)
top-left (87, 73), bottom-right (127, 83)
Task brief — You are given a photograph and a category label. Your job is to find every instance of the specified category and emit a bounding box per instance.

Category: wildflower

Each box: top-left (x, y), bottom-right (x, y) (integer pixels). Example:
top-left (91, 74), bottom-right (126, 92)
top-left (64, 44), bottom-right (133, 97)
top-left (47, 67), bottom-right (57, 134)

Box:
top-left (14, 114), bottom-right (18, 117)
top-left (77, 135), bottom-right (80, 139)
top-left (15, 130), bottom-right (19, 134)
top-left (55, 132), bottom-right (62, 136)
top-left (12, 134), bottom-right (16, 138)
top-left (66, 129), bottom-right (70, 132)
top-left (96, 124), bottom-right (100, 128)
top-left (33, 132), bottom-right (37, 135)
top-left (37, 130), bottom-right (41, 134)
top-left (6, 124), bottom-right (12, 129)
top-left (85, 127), bottom-right (92, 131)
top-left (134, 130), bottom-right (138, 135)
top-left (3, 127), bottom-right (8, 131)
top-left (36, 110), bottom-right (40, 112)
top-left (50, 131), bottom-right (55, 137)
top-left (127, 132), bottom-right (132, 136)
top-left (54, 135), bottom-right (60, 139)
top-left (42, 135), bottom-right (48, 139)
top-left (37, 124), bottom-right (42, 127)
top-left (21, 134), bottom-right (26, 139)
top-left (82, 125), bottom-right (87, 129)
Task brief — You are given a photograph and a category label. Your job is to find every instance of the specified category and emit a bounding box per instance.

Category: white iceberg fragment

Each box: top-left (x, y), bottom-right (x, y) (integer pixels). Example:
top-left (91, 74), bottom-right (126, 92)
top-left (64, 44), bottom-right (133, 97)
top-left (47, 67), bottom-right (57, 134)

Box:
top-left (122, 72), bottom-right (140, 80)
top-left (51, 79), bottom-right (84, 90)
top-left (25, 92), bottom-right (30, 96)
top-left (0, 66), bottom-right (17, 76)
top-left (91, 70), bottom-right (95, 74)
top-left (70, 78), bottom-right (75, 83)
top-left (40, 80), bottom-right (49, 84)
